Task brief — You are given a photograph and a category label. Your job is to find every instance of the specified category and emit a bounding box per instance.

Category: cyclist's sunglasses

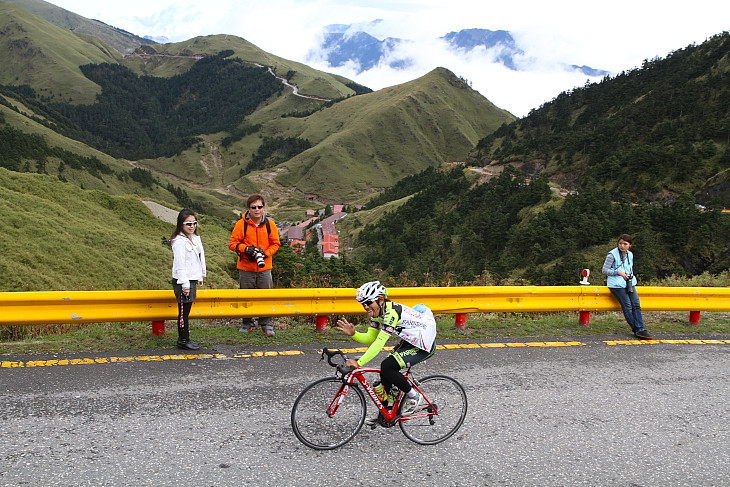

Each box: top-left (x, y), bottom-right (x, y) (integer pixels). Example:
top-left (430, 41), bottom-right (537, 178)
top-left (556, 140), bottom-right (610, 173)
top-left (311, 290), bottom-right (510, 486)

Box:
top-left (360, 300), bottom-right (374, 306)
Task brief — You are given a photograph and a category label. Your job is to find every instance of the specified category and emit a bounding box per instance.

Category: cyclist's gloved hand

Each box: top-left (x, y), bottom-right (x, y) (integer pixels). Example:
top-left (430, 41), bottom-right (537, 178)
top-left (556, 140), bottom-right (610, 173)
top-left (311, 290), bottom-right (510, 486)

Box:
top-left (413, 303), bottom-right (428, 313)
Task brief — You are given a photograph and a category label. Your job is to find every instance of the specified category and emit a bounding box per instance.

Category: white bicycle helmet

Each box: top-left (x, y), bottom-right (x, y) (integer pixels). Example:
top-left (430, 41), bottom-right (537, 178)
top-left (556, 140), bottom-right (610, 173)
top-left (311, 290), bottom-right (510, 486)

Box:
top-left (356, 281), bottom-right (387, 303)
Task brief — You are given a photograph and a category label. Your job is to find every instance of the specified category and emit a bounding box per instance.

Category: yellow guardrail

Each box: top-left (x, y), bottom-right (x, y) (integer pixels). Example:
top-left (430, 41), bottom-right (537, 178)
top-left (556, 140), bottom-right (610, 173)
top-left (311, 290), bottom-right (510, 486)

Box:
top-left (1, 286), bottom-right (729, 326)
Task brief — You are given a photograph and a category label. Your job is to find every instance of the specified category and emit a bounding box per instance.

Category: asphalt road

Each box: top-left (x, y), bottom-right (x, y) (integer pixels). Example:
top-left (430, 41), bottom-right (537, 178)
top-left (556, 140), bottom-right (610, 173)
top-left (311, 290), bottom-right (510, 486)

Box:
top-left (1, 336), bottom-right (729, 486)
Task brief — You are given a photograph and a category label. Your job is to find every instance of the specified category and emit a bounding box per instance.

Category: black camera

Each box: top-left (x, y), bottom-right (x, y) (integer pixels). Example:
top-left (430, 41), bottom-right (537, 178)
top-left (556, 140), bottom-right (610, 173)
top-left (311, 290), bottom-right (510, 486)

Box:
top-left (254, 249), bottom-right (265, 268)
top-left (243, 246), bottom-right (266, 268)
top-left (625, 273), bottom-right (635, 293)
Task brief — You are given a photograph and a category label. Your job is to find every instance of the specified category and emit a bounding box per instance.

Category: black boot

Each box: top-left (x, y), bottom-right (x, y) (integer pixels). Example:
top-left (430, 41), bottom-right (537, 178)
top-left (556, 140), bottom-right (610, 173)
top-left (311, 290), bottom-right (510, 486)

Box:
top-left (177, 338), bottom-right (200, 350)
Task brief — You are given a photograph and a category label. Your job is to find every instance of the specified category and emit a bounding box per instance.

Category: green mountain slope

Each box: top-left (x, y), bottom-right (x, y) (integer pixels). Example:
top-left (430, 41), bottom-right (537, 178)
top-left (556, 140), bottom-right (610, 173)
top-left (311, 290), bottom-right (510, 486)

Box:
top-left (0, 168), bottom-right (237, 292)
top-left (1, 2), bottom-right (514, 210)
top-left (130, 35), bottom-right (360, 101)
top-left (242, 68), bottom-right (515, 202)
top-left (471, 32), bottom-right (730, 206)
top-left (0, 2), bottom-right (122, 104)
top-left (4, 0), bottom-right (156, 54)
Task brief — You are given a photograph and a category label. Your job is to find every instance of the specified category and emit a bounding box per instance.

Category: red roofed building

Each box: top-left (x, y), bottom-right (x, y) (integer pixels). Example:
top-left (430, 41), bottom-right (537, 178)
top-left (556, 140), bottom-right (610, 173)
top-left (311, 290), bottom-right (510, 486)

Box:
top-left (316, 211), bottom-right (347, 258)
top-left (321, 234), bottom-right (339, 258)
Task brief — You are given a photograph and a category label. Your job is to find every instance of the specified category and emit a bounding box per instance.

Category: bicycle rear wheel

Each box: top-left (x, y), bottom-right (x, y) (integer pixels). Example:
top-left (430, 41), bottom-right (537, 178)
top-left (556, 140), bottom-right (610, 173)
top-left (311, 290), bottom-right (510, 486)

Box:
top-left (291, 377), bottom-right (366, 450)
top-left (399, 374), bottom-right (467, 445)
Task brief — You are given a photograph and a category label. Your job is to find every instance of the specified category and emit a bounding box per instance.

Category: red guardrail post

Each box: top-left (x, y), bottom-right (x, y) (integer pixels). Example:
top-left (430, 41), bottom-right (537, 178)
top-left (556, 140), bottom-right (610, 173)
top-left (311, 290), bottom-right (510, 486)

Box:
top-left (315, 315), bottom-right (328, 332)
top-left (579, 311), bottom-right (591, 327)
top-left (455, 313), bottom-right (466, 331)
top-left (689, 310), bottom-right (701, 326)
top-left (152, 320), bottom-right (165, 336)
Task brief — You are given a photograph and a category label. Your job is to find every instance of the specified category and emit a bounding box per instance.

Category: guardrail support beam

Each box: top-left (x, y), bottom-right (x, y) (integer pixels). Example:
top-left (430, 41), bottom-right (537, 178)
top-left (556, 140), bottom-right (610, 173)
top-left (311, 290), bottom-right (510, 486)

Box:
top-left (315, 315), bottom-right (328, 332)
top-left (579, 311), bottom-right (591, 327)
top-left (152, 320), bottom-right (165, 336)
top-left (455, 313), bottom-right (467, 331)
top-left (689, 310), bottom-right (701, 326)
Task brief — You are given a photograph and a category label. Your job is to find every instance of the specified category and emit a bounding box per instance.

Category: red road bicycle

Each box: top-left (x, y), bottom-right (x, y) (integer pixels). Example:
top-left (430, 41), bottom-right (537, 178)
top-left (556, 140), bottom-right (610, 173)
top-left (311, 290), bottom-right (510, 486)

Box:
top-left (291, 348), bottom-right (467, 450)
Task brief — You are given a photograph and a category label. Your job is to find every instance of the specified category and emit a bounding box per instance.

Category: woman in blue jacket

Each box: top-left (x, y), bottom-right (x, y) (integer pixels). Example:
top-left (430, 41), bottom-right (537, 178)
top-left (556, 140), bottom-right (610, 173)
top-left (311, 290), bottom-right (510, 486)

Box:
top-left (602, 234), bottom-right (652, 340)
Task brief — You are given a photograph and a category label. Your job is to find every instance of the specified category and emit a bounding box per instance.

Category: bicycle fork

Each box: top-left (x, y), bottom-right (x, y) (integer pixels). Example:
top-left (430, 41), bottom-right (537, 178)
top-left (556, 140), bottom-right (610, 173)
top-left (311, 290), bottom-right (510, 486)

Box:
top-left (327, 382), bottom-right (353, 417)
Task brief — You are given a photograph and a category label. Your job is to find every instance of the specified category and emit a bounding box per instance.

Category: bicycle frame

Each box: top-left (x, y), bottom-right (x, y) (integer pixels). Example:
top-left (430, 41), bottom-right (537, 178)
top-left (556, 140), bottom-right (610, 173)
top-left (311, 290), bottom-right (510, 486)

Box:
top-left (328, 366), bottom-right (435, 426)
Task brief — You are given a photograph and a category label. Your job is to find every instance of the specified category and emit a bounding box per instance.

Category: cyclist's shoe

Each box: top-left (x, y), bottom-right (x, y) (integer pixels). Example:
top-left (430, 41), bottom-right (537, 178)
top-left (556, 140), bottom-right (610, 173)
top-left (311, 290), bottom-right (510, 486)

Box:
top-left (400, 392), bottom-right (423, 415)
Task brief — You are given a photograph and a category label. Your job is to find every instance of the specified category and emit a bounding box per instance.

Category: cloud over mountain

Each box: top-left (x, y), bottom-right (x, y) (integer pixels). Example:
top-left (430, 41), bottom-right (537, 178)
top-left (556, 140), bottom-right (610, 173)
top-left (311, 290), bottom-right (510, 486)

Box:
top-left (305, 23), bottom-right (610, 116)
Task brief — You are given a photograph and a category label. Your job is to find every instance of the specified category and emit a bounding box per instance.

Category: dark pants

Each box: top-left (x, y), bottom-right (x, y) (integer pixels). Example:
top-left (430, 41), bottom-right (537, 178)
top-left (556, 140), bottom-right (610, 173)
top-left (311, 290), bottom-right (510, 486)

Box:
top-left (610, 286), bottom-right (645, 333)
top-left (239, 269), bottom-right (273, 329)
top-left (172, 280), bottom-right (197, 340)
top-left (380, 341), bottom-right (435, 394)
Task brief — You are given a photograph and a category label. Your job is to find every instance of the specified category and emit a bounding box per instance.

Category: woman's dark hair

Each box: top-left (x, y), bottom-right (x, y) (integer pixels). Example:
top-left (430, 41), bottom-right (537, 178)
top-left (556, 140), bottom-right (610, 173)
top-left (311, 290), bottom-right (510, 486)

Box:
top-left (170, 208), bottom-right (198, 242)
top-left (618, 233), bottom-right (633, 245)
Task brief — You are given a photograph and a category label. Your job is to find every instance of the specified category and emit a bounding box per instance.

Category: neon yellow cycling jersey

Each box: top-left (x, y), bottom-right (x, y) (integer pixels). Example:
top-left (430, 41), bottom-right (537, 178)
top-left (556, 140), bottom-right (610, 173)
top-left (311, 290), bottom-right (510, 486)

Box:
top-left (353, 301), bottom-right (436, 366)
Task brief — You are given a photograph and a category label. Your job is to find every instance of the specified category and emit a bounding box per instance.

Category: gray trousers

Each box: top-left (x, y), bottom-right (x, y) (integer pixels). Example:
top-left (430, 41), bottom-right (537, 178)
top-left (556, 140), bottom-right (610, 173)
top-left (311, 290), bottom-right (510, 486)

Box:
top-left (239, 269), bottom-right (273, 328)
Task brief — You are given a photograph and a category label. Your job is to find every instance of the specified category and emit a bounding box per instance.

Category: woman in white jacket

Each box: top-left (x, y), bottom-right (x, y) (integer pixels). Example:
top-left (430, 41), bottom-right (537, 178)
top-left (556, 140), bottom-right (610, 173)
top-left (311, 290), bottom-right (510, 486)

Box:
top-left (171, 208), bottom-right (206, 350)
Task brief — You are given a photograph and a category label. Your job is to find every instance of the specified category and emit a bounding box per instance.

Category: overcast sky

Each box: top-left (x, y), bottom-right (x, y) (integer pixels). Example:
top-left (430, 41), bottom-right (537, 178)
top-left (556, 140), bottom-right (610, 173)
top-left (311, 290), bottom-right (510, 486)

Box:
top-left (49, 0), bottom-right (729, 117)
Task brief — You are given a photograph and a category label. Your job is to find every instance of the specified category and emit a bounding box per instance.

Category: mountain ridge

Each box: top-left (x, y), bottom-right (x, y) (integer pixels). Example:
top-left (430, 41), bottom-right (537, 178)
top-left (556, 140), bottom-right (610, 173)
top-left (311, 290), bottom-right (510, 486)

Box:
top-left (0, 3), bottom-right (512, 215)
top-left (310, 24), bottom-right (609, 77)
top-left (4, 0), bottom-right (157, 53)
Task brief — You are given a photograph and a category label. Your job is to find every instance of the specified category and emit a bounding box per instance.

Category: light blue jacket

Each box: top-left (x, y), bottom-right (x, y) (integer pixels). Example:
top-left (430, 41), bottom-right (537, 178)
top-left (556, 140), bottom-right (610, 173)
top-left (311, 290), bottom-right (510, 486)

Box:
top-left (603, 247), bottom-right (637, 289)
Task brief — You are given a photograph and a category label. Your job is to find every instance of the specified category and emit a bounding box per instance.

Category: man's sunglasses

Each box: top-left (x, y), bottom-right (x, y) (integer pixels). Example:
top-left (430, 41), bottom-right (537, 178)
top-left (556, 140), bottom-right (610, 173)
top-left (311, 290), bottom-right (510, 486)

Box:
top-left (249, 205), bottom-right (264, 209)
top-left (182, 221), bottom-right (198, 227)
top-left (361, 300), bottom-right (374, 306)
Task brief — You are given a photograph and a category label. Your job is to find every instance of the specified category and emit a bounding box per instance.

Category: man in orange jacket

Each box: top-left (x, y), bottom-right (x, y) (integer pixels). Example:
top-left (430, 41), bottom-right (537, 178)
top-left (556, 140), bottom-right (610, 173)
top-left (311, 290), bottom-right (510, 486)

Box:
top-left (228, 194), bottom-right (281, 336)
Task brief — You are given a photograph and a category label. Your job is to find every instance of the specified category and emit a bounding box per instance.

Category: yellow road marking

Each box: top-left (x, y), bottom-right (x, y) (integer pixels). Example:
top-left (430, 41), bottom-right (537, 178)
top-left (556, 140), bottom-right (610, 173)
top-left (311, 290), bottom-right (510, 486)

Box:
top-left (1, 339), bottom-right (727, 368)
top-left (604, 339), bottom-right (730, 346)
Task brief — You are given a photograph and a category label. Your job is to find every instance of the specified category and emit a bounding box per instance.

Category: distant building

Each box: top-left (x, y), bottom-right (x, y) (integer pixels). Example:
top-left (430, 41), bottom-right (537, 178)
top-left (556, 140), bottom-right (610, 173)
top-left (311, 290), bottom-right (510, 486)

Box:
top-left (316, 211), bottom-right (347, 258)
top-left (321, 234), bottom-right (339, 258)
top-left (287, 226), bottom-right (305, 242)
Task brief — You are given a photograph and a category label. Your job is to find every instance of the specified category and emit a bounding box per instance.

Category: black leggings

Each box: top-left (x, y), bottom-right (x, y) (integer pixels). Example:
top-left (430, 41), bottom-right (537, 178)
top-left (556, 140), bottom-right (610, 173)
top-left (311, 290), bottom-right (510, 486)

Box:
top-left (380, 341), bottom-right (435, 394)
top-left (172, 280), bottom-right (197, 340)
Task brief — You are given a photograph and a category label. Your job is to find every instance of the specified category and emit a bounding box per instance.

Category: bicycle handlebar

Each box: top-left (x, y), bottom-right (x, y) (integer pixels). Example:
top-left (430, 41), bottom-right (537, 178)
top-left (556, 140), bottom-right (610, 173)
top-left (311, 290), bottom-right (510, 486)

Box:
top-left (321, 348), bottom-right (355, 376)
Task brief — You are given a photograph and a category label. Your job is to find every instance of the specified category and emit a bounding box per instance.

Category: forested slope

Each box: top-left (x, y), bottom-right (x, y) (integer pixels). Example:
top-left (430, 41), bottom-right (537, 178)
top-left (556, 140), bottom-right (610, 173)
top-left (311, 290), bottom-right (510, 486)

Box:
top-left (472, 32), bottom-right (730, 206)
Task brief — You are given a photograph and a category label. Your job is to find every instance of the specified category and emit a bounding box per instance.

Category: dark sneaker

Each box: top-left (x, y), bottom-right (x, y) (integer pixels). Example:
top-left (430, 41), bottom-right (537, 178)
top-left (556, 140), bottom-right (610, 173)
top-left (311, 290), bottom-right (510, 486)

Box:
top-left (262, 326), bottom-right (275, 337)
top-left (177, 339), bottom-right (200, 350)
top-left (634, 330), bottom-right (653, 340)
top-left (239, 323), bottom-right (255, 333)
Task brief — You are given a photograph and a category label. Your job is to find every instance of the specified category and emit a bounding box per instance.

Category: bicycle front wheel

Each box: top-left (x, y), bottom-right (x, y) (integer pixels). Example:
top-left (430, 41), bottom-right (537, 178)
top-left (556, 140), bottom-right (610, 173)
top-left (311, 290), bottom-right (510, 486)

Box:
top-left (291, 377), bottom-right (366, 450)
top-left (399, 374), bottom-right (467, 445)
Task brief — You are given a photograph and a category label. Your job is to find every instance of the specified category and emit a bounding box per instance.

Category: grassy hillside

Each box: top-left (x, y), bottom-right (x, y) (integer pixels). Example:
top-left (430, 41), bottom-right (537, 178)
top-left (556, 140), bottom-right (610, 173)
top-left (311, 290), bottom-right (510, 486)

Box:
top-left (0, 5), bottom-right (514, 214)
top-left (0, 168), bottom-right (238, 292)
top-left (0, 2), bottom-right (121, 104)
top-left (4, 0), bottom-right (156, 54)
top-left (244, 68), bottom-right (515, 202)
top-left (124, 35), bottom-right (357, 101)
top-left (0, 100), bottom-right (246, 220)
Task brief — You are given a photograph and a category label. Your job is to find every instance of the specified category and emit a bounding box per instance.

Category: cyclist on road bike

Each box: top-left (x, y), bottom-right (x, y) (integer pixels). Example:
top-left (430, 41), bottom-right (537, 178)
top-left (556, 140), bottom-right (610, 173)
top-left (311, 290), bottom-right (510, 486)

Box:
top-left (336, 281), bottom-right (436, 415)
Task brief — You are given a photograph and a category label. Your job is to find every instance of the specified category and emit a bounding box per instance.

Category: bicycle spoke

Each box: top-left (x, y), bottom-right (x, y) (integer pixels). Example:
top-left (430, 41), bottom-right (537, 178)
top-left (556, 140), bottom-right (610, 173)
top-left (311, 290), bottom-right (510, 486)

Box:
top-left (399, 375), bottom-right (467, 445)
top-left (291, 378), bottom-right (366, 450)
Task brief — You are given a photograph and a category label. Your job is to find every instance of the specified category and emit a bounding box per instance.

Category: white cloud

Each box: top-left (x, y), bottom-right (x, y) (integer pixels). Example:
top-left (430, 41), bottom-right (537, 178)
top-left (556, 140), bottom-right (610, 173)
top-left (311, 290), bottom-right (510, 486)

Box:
top-left (47, 0), bottom-right (730, 116)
